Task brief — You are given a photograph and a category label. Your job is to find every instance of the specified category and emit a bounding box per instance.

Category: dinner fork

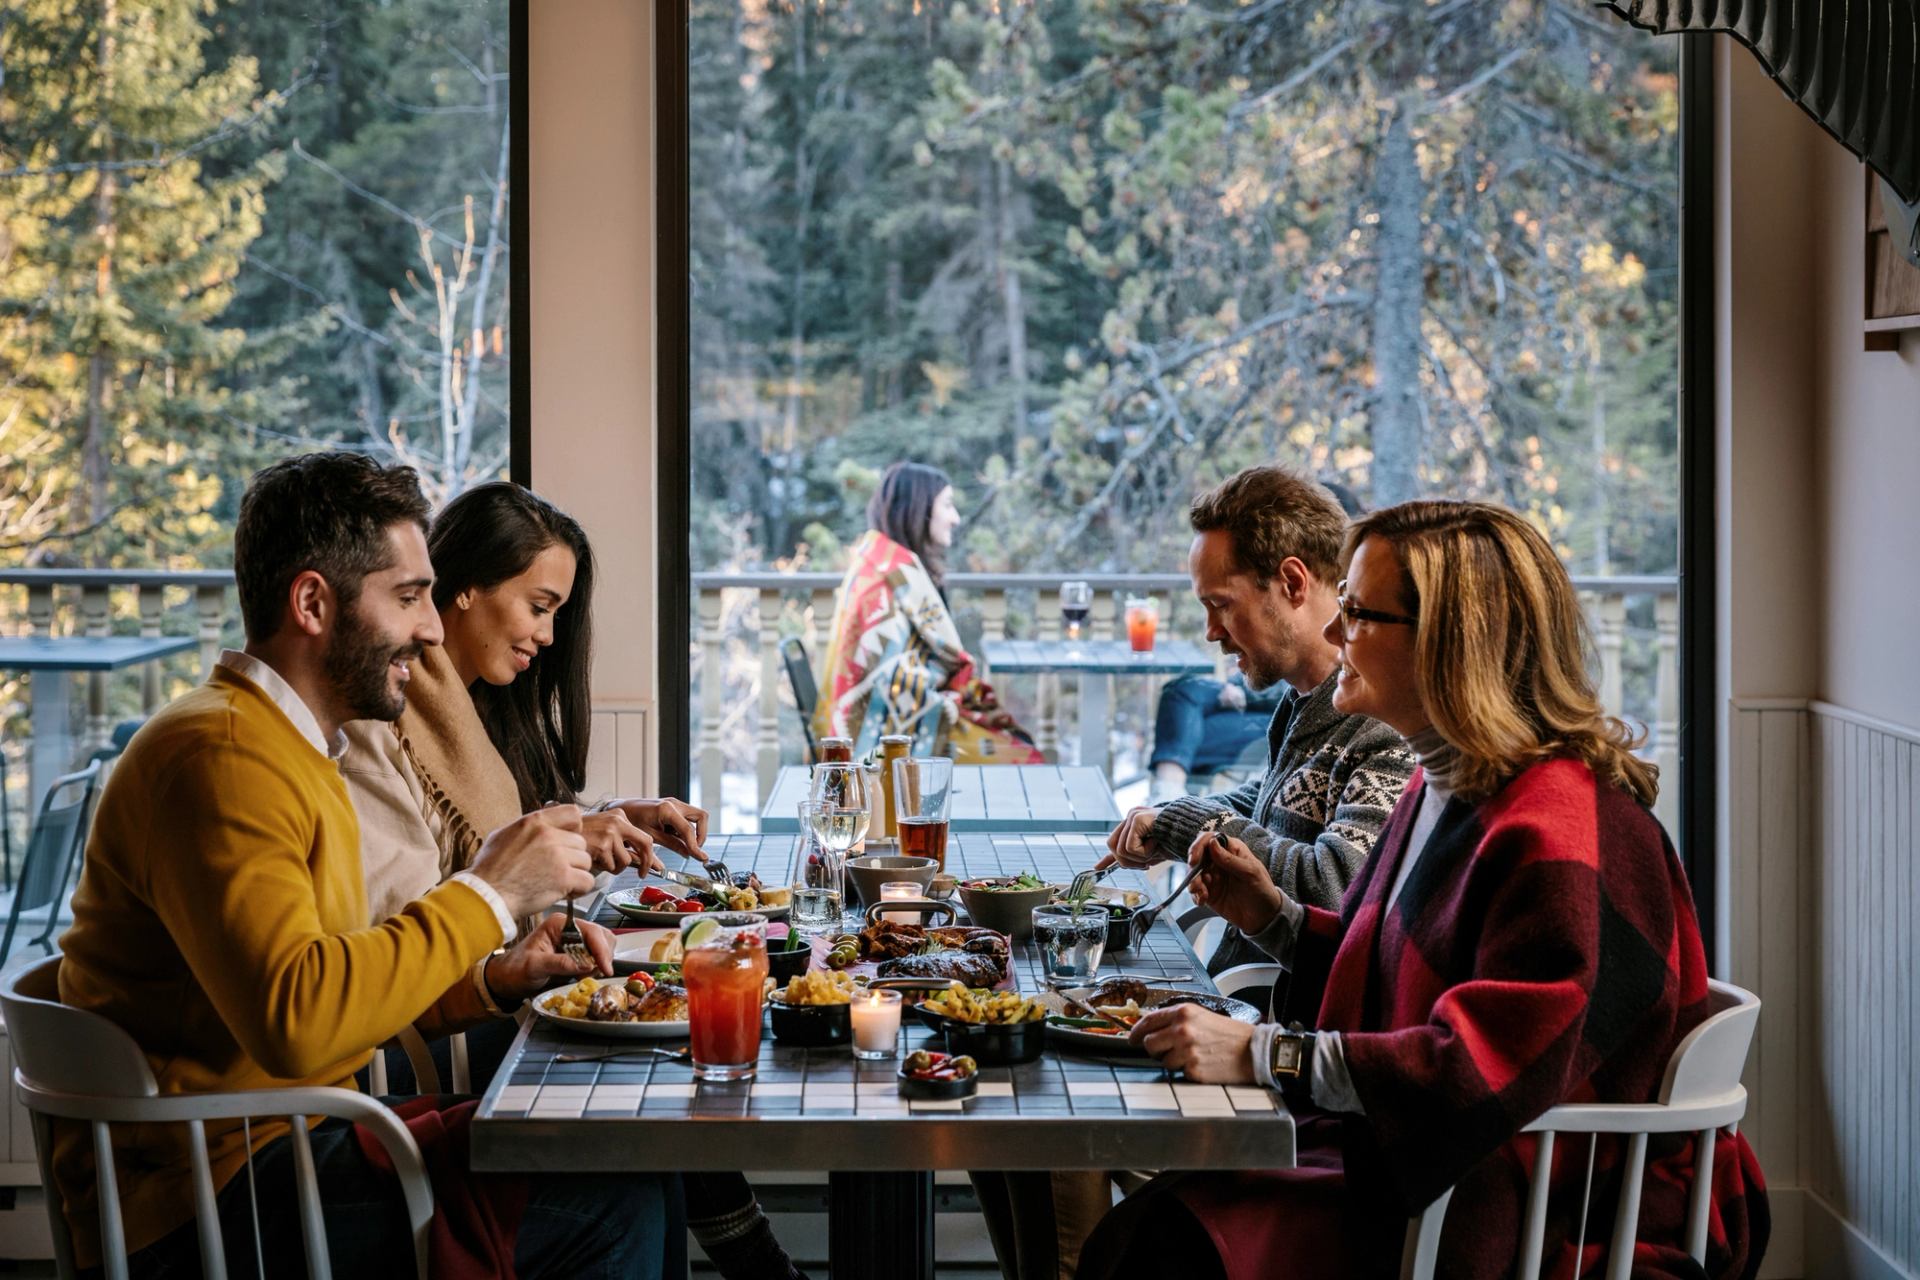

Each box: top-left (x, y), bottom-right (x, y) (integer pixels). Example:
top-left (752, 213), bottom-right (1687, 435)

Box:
top-left (560, 895), bottom-right (591, 968)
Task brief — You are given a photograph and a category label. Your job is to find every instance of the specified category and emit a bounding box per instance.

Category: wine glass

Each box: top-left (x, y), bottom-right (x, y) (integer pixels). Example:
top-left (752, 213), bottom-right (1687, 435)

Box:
top-left (1060, 580), bottom-right (1092, 643)
top-left (807, 762), bottom-right (872, 892)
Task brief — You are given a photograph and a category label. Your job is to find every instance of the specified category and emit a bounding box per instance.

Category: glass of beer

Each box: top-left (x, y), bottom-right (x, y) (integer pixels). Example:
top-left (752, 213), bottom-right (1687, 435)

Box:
top-left (681, 912), bottom-right (770, 1081)
top-left (892, 756), bottom-right (954, 871)
top-left (1124, 595), bottom-right (1158, 654)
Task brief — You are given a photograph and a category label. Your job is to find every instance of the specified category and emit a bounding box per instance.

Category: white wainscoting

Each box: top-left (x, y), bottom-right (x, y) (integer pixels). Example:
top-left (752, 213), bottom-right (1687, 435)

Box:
top-left (1732, 698), bottom-right (1920, 1280)
top-left (584, 700), bottom-right (654, 801)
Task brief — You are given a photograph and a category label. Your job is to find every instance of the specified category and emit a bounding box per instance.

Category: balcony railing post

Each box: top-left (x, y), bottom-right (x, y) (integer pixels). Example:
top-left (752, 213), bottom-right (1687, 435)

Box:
top-left (1653, 593), bottom-right (1680, 835)
top-left (979, 589), bottom-right (1008, 646)
top-left (756, 590), bottom-right (783, 802)
top-left (194, 585), bottom-right (226, 679)
top-left (697, 588), bottom-right (726, 813)
top-left (82, 584), bottom-right (111, 753)
top-left (1036, 605), bottom-right (1060, 761)
top-left (138, 584), bottom-right (165, 714)
top-left (810, 589), bottom-right (835, 669)
top-left (1590, 591), bottom-right (1627, 717)
top-left (27, 582), bottom-right (54, 638)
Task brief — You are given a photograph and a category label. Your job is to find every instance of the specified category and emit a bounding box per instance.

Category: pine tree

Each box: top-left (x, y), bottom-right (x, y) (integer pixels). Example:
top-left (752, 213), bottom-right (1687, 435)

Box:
top-left (0, 0), bottom-right (287, 567)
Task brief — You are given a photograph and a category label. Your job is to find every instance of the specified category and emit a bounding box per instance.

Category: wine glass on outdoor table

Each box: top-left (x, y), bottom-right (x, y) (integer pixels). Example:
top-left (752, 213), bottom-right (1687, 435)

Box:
top-left (1060, 580), bottom-right (1092, 645)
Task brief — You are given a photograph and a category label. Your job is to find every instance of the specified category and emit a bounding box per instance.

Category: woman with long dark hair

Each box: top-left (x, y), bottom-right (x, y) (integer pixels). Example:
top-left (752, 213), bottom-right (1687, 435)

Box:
top-left (814, 461), bottom-right (1041, 762)
top-left (343, 482), bottom-right (805, 1280)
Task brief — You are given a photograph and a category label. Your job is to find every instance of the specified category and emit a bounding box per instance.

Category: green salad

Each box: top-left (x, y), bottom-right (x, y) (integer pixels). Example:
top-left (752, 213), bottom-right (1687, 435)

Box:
top-left (961, 871), bottom-right (1047, 892)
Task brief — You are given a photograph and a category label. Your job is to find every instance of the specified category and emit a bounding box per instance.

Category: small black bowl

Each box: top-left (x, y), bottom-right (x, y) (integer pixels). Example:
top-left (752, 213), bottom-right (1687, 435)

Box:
top-left (934, 1015), bottom-right (1046, 1066)
top-left (1101, 904), bottom-right (1139, 954)
top-left (766, 935), bottom-right (813, 983)
top-left (896, 1065), bottom-right (979, 1101)
top-left (766, 995), bottom-right (852, 1048)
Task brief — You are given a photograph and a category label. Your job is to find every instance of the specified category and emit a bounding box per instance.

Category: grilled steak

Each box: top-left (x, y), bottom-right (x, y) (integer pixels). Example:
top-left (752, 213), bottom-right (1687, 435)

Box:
top-left (877, 950), bottom-right (1006, 987)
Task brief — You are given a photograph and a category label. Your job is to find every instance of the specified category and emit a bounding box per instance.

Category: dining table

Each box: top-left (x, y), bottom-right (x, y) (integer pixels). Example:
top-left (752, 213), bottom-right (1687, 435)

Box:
top-left (0, 635), bottom-right (197, 817)
top-left (981, 637), bottom-right (1217, 772)
top-left (470, 832), bottom-right (1295, 1280)
top-left (759, 762), bottom-right (1121, 834)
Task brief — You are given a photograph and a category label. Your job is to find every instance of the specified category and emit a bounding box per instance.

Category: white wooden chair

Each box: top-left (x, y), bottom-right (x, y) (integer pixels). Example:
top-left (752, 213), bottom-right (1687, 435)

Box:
top-left (0, 957), bottom-right (435, 1280)
top-left (1211, 965), bottom-right (1759, 1280)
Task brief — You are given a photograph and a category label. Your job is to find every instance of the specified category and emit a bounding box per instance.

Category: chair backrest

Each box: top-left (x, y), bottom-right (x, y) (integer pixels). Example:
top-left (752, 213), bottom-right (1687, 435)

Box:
top-left (781, 637), bottom-right (820, 761)
top-left (14, 764), bottom-right (101, 915)
top-left (2, 956), bottom-right (433, 1280)
top-left (1402, 979), bottom-right (1760, 1280)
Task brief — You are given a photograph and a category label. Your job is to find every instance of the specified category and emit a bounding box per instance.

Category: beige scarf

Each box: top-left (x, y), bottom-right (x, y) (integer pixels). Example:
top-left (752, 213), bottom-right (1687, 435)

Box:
top-left (393, 644), bottom-right (523, 873)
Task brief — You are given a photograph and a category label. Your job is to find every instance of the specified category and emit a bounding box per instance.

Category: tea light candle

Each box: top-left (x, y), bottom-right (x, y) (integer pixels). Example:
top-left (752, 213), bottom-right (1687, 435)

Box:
top-left (850, 989), bottom-right (902, 1059)
top-left (879, 880), bottom-right (920, 924)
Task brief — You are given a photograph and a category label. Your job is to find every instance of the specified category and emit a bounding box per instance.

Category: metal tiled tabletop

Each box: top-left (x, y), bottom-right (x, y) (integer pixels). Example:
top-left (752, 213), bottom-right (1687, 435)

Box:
top-left (470, 834), bottom-right (1294, 1174)
top-left (981, 637), bottom-right (1216, 676)
top-left (760, 764), bottom-right (1120, 834)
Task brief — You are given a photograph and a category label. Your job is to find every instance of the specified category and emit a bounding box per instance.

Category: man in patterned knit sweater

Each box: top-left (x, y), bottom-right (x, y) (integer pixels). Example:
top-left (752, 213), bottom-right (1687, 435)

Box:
top-left (1098, 466), bottom-right (1415, 972)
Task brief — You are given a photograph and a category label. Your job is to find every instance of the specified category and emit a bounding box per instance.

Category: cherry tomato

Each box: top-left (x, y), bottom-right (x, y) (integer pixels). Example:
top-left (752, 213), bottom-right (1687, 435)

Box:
top-left (675, 900), bottom-right (705, 913)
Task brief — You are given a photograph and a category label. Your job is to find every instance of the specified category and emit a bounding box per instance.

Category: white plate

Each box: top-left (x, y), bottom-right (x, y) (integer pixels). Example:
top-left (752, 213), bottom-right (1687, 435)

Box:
top-left (605, 886), bottom-right (791, 926)
top-left (531, 986), bottom-right (691, 1040)
top-left (1038, 985), bottom-right (1260, 1056)
top-left (611, 928), bottom-right (682, 972)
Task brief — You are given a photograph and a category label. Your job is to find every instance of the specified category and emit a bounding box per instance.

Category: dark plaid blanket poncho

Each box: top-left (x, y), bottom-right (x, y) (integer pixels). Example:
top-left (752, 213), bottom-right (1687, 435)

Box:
top-left (1106, 758), bottom-right (1769, 1280)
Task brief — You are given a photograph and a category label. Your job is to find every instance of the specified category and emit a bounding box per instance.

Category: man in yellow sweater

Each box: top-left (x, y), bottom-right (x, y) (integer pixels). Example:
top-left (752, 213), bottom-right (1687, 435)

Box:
top-left (55, 453), bottom-right (682, 1277)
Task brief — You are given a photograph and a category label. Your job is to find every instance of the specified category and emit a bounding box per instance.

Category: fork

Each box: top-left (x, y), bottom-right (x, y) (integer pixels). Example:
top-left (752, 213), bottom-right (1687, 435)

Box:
top-left (1127, 838), bottom-right (1213, 950)
top-left (560, 895), bottom-right (591, 967)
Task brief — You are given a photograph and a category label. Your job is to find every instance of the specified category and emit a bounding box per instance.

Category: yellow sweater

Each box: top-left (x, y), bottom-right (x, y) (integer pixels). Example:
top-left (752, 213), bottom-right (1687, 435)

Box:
top-left (54, 668), bottom-right (504, 1263)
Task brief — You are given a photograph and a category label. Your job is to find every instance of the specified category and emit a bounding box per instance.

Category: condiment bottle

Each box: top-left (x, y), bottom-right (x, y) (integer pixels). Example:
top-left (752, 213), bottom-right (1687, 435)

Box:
top-left (877, 734), bottom-right (913, 842)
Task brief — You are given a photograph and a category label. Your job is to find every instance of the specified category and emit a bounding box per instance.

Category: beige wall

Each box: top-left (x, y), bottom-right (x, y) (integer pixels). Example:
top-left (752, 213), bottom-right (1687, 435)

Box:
top-left (1811, 146), bottom-right (1920, 727)
top-left (526, 0), bottom-right (659, 796)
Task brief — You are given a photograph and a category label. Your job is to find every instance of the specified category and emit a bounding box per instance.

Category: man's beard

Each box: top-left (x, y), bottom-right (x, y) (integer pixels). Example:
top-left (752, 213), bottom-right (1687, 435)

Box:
top-left (324, 608), bottom-right (420, 722)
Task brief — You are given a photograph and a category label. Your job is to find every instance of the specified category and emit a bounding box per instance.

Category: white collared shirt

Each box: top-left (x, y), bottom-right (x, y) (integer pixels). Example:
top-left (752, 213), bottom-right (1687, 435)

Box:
top-left (215, 649), bottom-right (518, 946)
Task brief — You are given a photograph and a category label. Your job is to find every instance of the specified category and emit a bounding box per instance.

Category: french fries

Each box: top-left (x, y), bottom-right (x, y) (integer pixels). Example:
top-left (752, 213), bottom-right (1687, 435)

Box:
top-left (921, 982), bottom-right (1045, 1024)
top-left (781, 970), bottom-right (858, 1005)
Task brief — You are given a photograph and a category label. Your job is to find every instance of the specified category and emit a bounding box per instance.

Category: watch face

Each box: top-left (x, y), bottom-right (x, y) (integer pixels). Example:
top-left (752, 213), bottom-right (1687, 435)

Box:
top-left (1273, 1035), bottom-right (1305, 1074)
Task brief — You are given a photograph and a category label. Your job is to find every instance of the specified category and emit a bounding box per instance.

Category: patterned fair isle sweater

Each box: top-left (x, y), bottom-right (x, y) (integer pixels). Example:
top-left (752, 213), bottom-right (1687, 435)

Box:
top-left (1149, 671), bottom-right (1415, 968)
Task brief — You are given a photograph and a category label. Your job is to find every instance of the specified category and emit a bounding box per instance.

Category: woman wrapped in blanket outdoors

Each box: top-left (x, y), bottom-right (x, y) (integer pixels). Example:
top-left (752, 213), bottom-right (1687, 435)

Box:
top-left (340, 482), bottom-right (808, 1280)
top-left (813, 461), bottom-right (1043, 763)
top-left (1077, 500), bottom-right (1769, 1280)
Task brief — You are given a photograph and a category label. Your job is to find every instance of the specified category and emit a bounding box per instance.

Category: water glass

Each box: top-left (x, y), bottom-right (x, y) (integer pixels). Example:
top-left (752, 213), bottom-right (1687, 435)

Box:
top-left (1032, 903), bottom-right (1108, 987)
top-left (789, 802), bottom-right (845, 936)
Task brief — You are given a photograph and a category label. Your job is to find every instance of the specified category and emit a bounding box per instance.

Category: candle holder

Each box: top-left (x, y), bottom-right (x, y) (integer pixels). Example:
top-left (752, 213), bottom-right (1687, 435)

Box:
top-left (850, 989), bottom-right (903, 1060)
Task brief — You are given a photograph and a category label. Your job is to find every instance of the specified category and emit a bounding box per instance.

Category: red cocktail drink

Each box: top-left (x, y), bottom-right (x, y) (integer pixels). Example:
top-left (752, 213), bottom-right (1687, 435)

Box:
top-left (1125, 599), bottom-right (1158, 652)
top-left (682, 915), bottom-right (769, 1080)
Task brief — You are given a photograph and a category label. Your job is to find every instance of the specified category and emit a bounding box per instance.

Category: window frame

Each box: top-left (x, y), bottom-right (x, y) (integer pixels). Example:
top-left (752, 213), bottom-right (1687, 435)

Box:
top-left (648, 8), bottom-right (1721, 949)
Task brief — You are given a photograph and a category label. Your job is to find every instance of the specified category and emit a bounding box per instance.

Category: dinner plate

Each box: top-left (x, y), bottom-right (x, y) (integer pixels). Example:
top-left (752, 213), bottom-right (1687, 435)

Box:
top-left (531, 987), bottom-right (691, 1040)
top-left (610, 928), bottom-right (682, 974)
top-left (604, 886), bottom-right (791, 926)
top-left (1037, 986), bottom-right (1261, 1056)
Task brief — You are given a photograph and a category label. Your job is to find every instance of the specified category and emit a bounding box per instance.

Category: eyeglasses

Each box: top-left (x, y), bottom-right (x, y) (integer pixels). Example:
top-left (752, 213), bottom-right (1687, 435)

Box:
top-left (1333, 580), bottom-right (1418, 638)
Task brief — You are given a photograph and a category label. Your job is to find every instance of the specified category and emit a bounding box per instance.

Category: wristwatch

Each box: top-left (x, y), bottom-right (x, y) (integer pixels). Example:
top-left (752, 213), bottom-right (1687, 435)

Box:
top-left (1268, 1023), bottom-right (1317, 1083)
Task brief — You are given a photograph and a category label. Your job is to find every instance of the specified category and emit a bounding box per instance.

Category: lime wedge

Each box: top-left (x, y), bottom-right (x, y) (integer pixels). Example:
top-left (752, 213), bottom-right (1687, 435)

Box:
top-left (682, 917), bottom-right (722, 949)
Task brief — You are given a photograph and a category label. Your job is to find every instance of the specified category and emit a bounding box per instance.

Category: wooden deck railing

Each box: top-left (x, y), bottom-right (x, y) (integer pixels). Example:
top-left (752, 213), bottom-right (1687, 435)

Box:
top-left (691, 571), bottom-right (1681, 833)
top-left (0, 568), bottom-right (1681, 835)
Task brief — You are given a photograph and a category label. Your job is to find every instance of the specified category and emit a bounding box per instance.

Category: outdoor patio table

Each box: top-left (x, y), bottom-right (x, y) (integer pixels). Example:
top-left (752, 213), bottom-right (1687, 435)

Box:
top-left (982, 637), bottom-right (1217, 772)
top-left (0, 635), bottom-right (197, 816)
top-left (760, 762), bottom-right (1120, 833)
top-left (470, 833), bottom-right (1295, 1280)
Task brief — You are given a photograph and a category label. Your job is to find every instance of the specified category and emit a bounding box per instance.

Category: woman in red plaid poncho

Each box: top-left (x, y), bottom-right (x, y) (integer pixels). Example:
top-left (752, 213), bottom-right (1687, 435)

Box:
top-left (1079, 500), bottom-right (1768, 1280)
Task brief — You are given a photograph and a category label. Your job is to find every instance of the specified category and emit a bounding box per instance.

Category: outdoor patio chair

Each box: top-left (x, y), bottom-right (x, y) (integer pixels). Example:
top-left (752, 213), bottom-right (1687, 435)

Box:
top-left (0, 761), bottom-right (103, 967)
top-left (781, 637), bottom-right (821, 763)
top-left (0, 956), bottom-right (434, 1280)
top-left (1210, 964), bottom-right (1758, 1280)
top-left (367, 1024), bottom-right (469, 1097)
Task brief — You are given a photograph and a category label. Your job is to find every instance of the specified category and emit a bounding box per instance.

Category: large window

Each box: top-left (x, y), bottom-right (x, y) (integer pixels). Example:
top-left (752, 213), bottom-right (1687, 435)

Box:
top-left (676, 0), bottom-right (1691, 835)
top-left (1, 0), bottom-right (515, 821)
